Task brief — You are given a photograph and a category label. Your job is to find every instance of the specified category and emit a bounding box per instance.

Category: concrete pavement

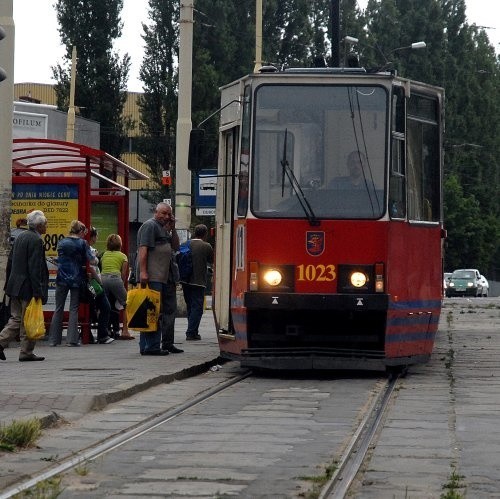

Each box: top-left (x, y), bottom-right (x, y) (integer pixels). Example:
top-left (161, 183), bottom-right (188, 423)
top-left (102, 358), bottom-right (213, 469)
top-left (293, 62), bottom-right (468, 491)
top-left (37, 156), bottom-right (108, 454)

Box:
top-left (0, 308), bottom-right (220, 427)
top-left (1, 297), bottom-right (500, 497)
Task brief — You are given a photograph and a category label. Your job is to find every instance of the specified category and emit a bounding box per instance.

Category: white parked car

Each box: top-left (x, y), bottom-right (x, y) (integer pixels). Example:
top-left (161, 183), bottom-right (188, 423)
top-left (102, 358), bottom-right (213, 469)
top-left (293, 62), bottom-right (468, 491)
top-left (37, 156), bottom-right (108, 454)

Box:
top-left (443, 272), bottom-right (452, 295)
top-left (479, 275), bottom-right (489, 297)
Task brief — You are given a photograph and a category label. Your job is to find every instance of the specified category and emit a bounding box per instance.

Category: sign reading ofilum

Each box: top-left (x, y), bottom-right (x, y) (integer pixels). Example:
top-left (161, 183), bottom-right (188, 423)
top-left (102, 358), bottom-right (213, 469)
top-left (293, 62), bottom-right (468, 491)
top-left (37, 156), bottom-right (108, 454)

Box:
top-left (12, 111), bottom-right (48, 139)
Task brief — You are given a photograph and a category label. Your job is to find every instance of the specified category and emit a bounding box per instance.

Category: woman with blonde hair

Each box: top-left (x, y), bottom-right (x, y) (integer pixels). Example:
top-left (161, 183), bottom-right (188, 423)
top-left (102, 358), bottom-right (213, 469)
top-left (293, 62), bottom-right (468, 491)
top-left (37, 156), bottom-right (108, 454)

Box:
top-left (48, 220), bottom-right (96, 347)
top-left (100, 234), bottom-right (133, 339)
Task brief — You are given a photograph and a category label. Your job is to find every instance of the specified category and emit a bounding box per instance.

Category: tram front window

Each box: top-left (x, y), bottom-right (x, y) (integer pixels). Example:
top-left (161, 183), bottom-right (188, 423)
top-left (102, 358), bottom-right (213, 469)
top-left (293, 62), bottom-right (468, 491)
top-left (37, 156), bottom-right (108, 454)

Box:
top-left (251, 84), bottom-right (387, 219)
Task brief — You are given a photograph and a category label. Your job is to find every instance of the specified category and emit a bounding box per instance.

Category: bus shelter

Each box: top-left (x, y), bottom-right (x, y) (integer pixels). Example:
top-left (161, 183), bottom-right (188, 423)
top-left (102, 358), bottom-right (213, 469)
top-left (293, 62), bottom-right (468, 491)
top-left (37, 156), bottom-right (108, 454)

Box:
top-left (11, 138), bottom-right (148, 343)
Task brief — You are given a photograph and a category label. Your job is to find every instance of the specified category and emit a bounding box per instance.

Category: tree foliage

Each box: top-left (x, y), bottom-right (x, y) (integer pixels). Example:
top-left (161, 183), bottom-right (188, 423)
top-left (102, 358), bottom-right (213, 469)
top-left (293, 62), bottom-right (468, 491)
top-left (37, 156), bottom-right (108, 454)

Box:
top-left (52, 0), bottom-right (131, 157)
top-left (137, 0), bottom-right (499, 277)
top-left (136, 0), bottom-right (179, 205)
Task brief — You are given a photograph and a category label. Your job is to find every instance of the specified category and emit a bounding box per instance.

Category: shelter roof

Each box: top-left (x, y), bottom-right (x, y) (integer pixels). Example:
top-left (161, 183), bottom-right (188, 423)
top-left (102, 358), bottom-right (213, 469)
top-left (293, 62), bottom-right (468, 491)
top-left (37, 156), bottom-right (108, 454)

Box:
top-left (12, 138), bottom-right (148, 182)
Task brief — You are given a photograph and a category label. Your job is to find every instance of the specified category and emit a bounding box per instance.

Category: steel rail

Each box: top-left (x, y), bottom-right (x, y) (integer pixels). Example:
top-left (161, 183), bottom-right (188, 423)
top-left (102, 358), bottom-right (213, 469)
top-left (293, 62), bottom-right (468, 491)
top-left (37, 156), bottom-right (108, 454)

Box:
top-left (318, 375), bottom-right (398, 499)
top-left (0, 370), bottom-right (252, 499)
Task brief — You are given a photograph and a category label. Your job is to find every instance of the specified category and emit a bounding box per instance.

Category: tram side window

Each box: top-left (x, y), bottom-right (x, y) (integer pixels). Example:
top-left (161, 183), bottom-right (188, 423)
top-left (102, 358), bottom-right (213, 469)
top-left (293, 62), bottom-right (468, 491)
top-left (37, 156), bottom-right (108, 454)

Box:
top-left (223, 130), bottom-right (237, 223)
top-left (237, 85), bottom-right (251, 217)
top-left (407, 94), bottom-right (440, 222)
top-left (389, 87), bottom-right (406, 218)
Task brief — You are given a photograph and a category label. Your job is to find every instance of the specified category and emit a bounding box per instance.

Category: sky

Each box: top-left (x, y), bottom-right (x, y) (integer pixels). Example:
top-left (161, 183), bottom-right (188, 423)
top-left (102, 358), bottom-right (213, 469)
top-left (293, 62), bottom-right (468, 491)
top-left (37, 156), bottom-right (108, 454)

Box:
top-left (12, 0), bottom-right (500, 93)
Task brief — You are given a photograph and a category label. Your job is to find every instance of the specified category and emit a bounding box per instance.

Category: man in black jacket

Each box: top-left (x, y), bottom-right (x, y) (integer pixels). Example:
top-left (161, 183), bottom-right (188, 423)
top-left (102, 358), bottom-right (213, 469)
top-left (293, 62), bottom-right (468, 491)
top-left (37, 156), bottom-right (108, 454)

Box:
top-left (0, 210), bottom-right (49, 361)
top-left (180, 224), bottom-right (214, 341)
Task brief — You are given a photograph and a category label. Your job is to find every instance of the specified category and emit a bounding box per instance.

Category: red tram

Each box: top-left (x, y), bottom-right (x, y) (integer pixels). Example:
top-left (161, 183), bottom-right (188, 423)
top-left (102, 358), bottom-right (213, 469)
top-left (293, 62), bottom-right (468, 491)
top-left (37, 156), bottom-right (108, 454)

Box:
top-left (191, 66), bottom-right (445, 371)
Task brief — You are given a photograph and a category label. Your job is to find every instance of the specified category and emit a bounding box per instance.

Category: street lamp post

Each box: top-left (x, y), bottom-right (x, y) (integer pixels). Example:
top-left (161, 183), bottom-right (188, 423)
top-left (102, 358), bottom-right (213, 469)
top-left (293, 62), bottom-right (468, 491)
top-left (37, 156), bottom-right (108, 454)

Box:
top-left (175, 1), bottom-right (194, 235)
top-left (0, 0), bottom-right (14, 291)
top-left (254, 0), bottom-right (263, 72)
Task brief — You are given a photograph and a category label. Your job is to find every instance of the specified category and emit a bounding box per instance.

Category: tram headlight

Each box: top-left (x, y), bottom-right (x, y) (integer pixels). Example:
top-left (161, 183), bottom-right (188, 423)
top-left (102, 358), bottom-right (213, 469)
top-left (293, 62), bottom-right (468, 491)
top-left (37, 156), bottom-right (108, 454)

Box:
top-left (263, 269), bottom-right (283, 286)
top-left (337, 263), bottom-right (384, 293)
top-left (350, 271), bottom-right (367, 288)
top-left (249, 262), bottom-right (295, 291)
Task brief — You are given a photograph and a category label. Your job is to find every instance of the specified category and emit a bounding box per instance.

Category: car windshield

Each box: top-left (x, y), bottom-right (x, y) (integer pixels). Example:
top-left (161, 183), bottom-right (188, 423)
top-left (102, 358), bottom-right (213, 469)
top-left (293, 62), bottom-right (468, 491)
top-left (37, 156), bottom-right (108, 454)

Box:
top-left (452, 270), bottom-right (475, 279)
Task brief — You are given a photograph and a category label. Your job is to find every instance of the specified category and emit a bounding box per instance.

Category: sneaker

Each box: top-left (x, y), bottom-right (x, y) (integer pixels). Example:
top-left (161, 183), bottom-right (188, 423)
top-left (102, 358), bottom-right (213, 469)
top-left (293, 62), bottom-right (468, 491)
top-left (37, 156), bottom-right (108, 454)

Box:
top-left (186, 334), bottom-right (201, 341)
top-left (98, 336), bottom-right (115, 344)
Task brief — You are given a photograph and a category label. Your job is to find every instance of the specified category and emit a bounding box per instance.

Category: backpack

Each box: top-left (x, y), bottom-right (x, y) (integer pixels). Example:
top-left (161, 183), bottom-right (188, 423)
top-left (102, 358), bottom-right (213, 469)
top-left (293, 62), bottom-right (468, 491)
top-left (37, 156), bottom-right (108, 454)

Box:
top-left (177, 240), bottom-right (193, 282)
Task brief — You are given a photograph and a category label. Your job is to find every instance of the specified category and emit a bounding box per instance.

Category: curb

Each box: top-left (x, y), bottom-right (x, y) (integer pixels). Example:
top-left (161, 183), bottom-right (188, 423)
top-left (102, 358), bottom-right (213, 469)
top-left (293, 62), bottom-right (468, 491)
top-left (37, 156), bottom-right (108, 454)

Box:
top-left (32, 356), bottom-right (223, 429)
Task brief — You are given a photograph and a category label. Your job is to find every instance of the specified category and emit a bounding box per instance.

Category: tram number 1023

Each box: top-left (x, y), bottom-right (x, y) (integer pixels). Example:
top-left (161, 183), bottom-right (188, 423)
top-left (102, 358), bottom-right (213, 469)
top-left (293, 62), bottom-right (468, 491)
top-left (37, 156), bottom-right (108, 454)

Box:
top-left (297, 264), bottom-right (336, 282)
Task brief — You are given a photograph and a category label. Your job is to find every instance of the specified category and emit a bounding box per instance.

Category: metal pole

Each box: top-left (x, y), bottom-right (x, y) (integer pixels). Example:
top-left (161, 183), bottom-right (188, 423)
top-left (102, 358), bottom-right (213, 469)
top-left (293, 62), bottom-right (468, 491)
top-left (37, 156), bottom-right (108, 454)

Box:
top-left (254, 0), bottom-right (263, 72)
top-left (175, 1), bottom-right (194, 233)
top-left (0, 0), bottom-right (14, 291)
top-left (66, 46), bottom-right (77, 143)
top-left (331, 0), bottom-right (340, 67)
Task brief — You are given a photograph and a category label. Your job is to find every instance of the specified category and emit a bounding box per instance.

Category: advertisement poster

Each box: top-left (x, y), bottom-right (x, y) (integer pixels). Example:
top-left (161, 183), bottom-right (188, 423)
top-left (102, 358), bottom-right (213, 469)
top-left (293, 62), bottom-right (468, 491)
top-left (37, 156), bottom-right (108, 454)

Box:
top-left (90, 202), bottom-right (118, 254)
top-left (11, 183), bottom-right (80, 310)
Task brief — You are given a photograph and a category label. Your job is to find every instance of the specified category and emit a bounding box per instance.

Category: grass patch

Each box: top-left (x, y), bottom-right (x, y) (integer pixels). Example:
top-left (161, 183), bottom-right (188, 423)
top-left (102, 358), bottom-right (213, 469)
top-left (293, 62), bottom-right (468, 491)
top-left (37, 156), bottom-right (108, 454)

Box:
top-left (74, 461), bottom-right (90, 476)
top-left (446, 310), bottom-right (453, 329)
top-left (13, 476), bottom-right (63, 498)
top-left (0, 418), bottom-right (42, 451)
top-left (297, 461), bottom-right (338, 498)
top-left (441, 468), bottom-right (465, 498)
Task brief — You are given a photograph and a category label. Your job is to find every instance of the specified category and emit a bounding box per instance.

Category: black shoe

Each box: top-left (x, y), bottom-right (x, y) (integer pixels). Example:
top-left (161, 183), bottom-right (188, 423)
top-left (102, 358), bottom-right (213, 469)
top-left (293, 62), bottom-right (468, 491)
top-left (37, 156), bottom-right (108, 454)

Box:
top-left (0, 346), bottom-right (5, 361)
top-left (19, 353), bottom-right (45, 362)
top-left (165, 345), bottom-right (184, 354)
top-left (186, 334), bottom-right (201, 341)
top-left (142, 350), bottom-right (169, 356)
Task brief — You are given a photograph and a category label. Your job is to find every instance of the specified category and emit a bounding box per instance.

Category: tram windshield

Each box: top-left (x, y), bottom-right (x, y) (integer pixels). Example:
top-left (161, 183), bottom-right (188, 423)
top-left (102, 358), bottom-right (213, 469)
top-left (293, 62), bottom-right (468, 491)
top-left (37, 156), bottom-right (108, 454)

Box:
top-left (251, 84), bottom-right (387, 219)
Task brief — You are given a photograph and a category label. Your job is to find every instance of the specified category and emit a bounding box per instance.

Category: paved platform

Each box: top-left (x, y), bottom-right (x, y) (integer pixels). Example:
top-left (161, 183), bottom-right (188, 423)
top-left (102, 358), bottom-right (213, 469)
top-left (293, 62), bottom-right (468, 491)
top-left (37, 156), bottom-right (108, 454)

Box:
top-left (0, 309), bottom-right (220, 427)
top-left (2, 298), bottom-right (498, 431)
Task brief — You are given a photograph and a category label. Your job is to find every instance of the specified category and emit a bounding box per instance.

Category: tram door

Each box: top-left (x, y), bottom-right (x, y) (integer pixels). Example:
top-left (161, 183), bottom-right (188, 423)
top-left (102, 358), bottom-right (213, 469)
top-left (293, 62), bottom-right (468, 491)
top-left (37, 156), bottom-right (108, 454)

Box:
top-left (213, 128), bottom-right (238, 333)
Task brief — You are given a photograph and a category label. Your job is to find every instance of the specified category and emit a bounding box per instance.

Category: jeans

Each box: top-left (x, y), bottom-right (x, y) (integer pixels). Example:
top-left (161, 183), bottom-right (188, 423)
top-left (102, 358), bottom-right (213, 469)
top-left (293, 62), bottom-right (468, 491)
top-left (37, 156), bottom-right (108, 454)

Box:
top-left (139, 281), bottom-right (177, 353)
top-left (49, 283), bottom-right (80, 344)
top-left (181, 283), bottom-right (205, 337)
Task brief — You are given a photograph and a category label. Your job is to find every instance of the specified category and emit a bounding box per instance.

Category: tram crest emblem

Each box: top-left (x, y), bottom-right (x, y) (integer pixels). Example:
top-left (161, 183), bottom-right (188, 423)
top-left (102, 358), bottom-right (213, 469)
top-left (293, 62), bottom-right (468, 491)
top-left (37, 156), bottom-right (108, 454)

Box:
top-left (306, 231), bottom-right (325, 256)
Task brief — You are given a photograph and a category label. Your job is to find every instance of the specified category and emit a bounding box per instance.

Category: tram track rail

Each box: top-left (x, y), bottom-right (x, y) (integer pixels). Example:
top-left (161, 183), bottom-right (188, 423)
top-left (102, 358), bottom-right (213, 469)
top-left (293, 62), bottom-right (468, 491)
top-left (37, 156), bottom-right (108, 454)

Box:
top-left (319, 374), bottom-right (399, 499)
top-left (0, 370), bottom-right (252, 499)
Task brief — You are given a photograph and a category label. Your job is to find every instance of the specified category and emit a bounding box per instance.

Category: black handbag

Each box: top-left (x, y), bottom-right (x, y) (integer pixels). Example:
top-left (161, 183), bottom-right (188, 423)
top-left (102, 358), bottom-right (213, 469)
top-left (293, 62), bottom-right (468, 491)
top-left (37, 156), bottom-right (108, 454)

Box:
top-left (79, 276), bottom-right (93, 303)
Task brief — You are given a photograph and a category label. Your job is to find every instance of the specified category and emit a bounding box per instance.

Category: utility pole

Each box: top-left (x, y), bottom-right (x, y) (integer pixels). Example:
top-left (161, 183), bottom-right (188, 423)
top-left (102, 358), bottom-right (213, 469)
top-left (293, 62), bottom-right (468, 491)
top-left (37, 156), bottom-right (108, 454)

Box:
top-left (66, 46), bottom-right (77, 143)
top-left (175, 1), bottom-right (194, 235)
top-left (331, 0), bottom-right (340, 67)
top-left (0, 0), bottom-right (14, 291)
top-left (254, 0), bottom-right (263, 72)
